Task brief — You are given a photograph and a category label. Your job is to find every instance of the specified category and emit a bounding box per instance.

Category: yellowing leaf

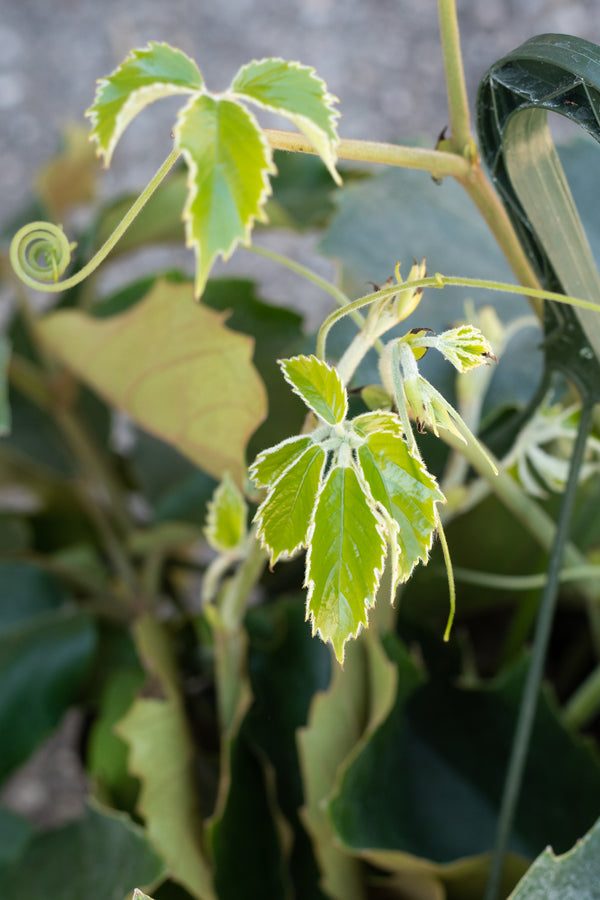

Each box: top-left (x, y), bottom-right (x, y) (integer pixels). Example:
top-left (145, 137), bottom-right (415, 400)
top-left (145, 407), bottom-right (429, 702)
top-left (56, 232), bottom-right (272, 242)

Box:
top-left (38, 280), bottom-right (266, 485)
top-left (174, 94), bottom-right (275, 295)
top-left (231, 57), bottom-right (341, 184)
top-left (306, 465), bottom-right (387, 662)
top-left (118, 699), bottom-right (216, 900)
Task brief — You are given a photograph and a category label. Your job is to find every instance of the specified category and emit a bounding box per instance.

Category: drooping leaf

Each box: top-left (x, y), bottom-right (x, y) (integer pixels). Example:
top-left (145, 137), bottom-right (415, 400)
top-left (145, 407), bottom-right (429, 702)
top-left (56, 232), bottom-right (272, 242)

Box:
top-left (250, 434), bottom-right (313, 488)
top-left (0, 335), bottom-right (11, 436)
top-left (280, 355), bottom-right (347, 425)
top-left (508, 815), bottom-right (600, 899)
top-left (231, 57), bottom-right (341, 185)
top-left (0, 804), bottom-right (165, 900)
top-left (358, 430), bottom-right (444, 585)
top-left (174, 94), bottom-right (275, 295)
top-left (205, 473), bottom-right (248, 553)
top-left (117, 616), bottom-right (215, 899)
top-left (306, 465), bottom-right (387, 662)
top-left (86, 42), bottom-right (204, 166)
top-left (254, 442), bottom-right (326, 564)
top-left (328, 658), bottom-right (600, 895)
top-left (245, 598), bottom-right (331, 900)
top-left (297, 635), bottom-right (400, 900)
top-left (38, 279), bottom-right (266, 486)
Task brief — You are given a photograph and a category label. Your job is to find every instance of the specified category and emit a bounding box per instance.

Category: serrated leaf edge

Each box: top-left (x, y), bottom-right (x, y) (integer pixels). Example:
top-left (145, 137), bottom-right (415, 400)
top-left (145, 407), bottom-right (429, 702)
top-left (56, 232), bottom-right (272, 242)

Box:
top-left (230, 57), bottom-right (341, 184)
top-left (86, 42), bottom-right (203, 166)
top-left (248, 433), bottom-right (314, 489)
top-left (205, 472), bottom-right (248, 552)
top-left (279, 355), bottom-right (348, 425)
top-left (303, 462), bottom-right (388, 661)
top-left (174, 94), bottom-right (276, 296)
top-left (253, 441), bottom-right (326, 565)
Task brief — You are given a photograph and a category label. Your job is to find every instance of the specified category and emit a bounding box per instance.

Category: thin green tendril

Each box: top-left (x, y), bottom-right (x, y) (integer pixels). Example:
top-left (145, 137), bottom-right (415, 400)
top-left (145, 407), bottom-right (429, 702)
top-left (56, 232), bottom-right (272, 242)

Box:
top-left (10, 148), bottom-right (181, 293)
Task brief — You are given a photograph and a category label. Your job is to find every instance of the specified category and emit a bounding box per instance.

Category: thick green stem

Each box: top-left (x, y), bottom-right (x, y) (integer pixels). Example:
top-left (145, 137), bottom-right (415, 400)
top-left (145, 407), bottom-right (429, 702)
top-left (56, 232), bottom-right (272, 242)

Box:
top-left (266, 129), bottom-right (470, 179)
top-left (483, 400), bottom-right (596, 900)
top-left (437, 0), bottom-right (473, 156)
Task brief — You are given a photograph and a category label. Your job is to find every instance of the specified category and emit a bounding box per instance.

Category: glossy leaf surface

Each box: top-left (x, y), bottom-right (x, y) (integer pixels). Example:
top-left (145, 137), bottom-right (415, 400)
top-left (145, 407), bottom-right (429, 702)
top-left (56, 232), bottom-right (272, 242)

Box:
top-left (38, 279), bottom-right (266, 486)
top-left (86, 42), bottom-right (203, 166)
top-left (280, 355), bottom-right (347, 425)
top-left (306, 465), bottom-right (386, 662)
top-left (0, 805), bottom-right (165, 900)
top-left (174, 94), bottom-right (274, 295)
top-left (231, 57), bottom-right (341, 184)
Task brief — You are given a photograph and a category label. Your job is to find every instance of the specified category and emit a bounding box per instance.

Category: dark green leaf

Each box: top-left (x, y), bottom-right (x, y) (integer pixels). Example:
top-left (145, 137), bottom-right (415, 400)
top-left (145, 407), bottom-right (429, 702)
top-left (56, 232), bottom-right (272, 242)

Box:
top-left (0, 607), bottom-right (97, 780)
top-left (0, 561), bottom-right (68, 628)
top-left (0, 806), bottom-right (32, 872)
top-left (0, 804), bottom-right (165, 899)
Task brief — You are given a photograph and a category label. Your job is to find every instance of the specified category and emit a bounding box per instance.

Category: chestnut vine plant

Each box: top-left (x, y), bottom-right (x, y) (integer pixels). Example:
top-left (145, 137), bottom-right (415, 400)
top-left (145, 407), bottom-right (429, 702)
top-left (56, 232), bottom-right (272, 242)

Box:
top-left (6, 2), bottom-right (600, 900)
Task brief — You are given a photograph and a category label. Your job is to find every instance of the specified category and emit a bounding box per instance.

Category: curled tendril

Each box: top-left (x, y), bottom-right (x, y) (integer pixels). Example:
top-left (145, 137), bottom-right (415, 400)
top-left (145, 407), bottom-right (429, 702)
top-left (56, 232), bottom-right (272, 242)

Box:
top-left (10, 221), bottom-right (76, 290)
top-left (9, 147), bottom-right (181, 294)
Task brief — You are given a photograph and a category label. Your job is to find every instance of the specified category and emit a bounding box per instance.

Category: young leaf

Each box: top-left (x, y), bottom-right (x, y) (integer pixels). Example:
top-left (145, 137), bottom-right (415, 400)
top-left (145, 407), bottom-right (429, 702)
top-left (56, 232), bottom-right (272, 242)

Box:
top-left (351, 409), bottom-right (403, 437)
top-left (305, 465), bottom-right (387, 662)
top-left (280, 355), bottom-right (347, 425)
top-left (86, 42), bottom-right (204, 166)
top-left (205, 473), bottom-right (248, 553)
top-left (174, 94), bottom-right (275, 295)
top-left (357, 431), bottom-right (444, 584)
top-left (249, 434), bottom-right (313, 488)
top-left (231, 58), bottom-right (341, 185)
top-left (254, 442), bottom-right (326, 564)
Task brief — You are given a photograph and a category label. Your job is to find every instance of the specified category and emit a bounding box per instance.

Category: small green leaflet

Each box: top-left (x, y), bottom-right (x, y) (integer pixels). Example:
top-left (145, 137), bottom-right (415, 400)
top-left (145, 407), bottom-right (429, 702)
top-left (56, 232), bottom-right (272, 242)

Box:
top-left (231, 58), bottom-right (341, 185)
top-left (86, 42), bottom-right (203, 166)
top-left (358, 430), bottom-right (444, 585)
top-left (280, 355), bottom-right (347, 425)
top-left (175, 95), bottom-right (275, 296)
top-left (205, 473), bottom-right (248, 553)
top-left (254, 443), bottom-right (326, 564)
top-left (305, 465), bottom-right (386, 662)
top-left (250, 435), bottom-right (313, 489)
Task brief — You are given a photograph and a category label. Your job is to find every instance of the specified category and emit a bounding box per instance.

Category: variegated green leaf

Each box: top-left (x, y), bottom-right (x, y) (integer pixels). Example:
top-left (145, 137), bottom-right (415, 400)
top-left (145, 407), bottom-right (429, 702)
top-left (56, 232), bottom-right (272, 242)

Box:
top-left (305, 464), bottom-right (386, 662)
top-left (86, 42), bottom-right (204, 166)
top-left (249, 435), bottom-right (313, 489)
top-left (205, 473), bottom-right (248, 552)
top-left (358, 431), bottom-right (444, 585)
top-left (280, 355), bottom-right (347, 425)
top-left (231, 58), bottom-right (341, 185)
top-left (351, 409), bottom-right (403, 437)
top-left (254, 442), bottom-right (326, 564)
top-left (174, 94), bottom-right (275, 296)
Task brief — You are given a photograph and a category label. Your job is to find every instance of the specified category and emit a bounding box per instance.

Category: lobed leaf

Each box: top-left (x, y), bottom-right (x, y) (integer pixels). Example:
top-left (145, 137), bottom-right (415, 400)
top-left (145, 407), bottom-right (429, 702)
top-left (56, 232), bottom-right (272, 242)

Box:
top-left (38, 280), bottom-right (266, 487)
top-left (254, 442), bottom-right (326, 564)
top-left (358, 431), bottom-right (444, 586)
top-left (249, 434), bottom-right (313, 488)
top-left (280, 354), bottom-right (347, 425)
top-left (231, 57), bottom-right (341, 184)
top-left (174, 94), bottom-right (275, 296)
top-left (305, 465), bottom-right (387, 662)
top-left (205, 473), bottom-right (248, 553)
top-left (86, 42), bottom-right (204, 166)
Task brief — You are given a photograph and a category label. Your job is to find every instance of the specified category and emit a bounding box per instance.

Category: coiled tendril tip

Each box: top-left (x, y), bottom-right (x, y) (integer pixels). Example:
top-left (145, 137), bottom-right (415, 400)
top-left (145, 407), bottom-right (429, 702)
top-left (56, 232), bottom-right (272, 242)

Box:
top-left (10, 221), bottom-right (76, 292)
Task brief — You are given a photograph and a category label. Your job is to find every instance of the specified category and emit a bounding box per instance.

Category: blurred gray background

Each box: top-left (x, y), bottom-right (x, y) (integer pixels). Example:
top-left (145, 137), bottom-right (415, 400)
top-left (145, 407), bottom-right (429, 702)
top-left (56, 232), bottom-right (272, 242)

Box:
top-left (3, 0), bottom-right (600, 232)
